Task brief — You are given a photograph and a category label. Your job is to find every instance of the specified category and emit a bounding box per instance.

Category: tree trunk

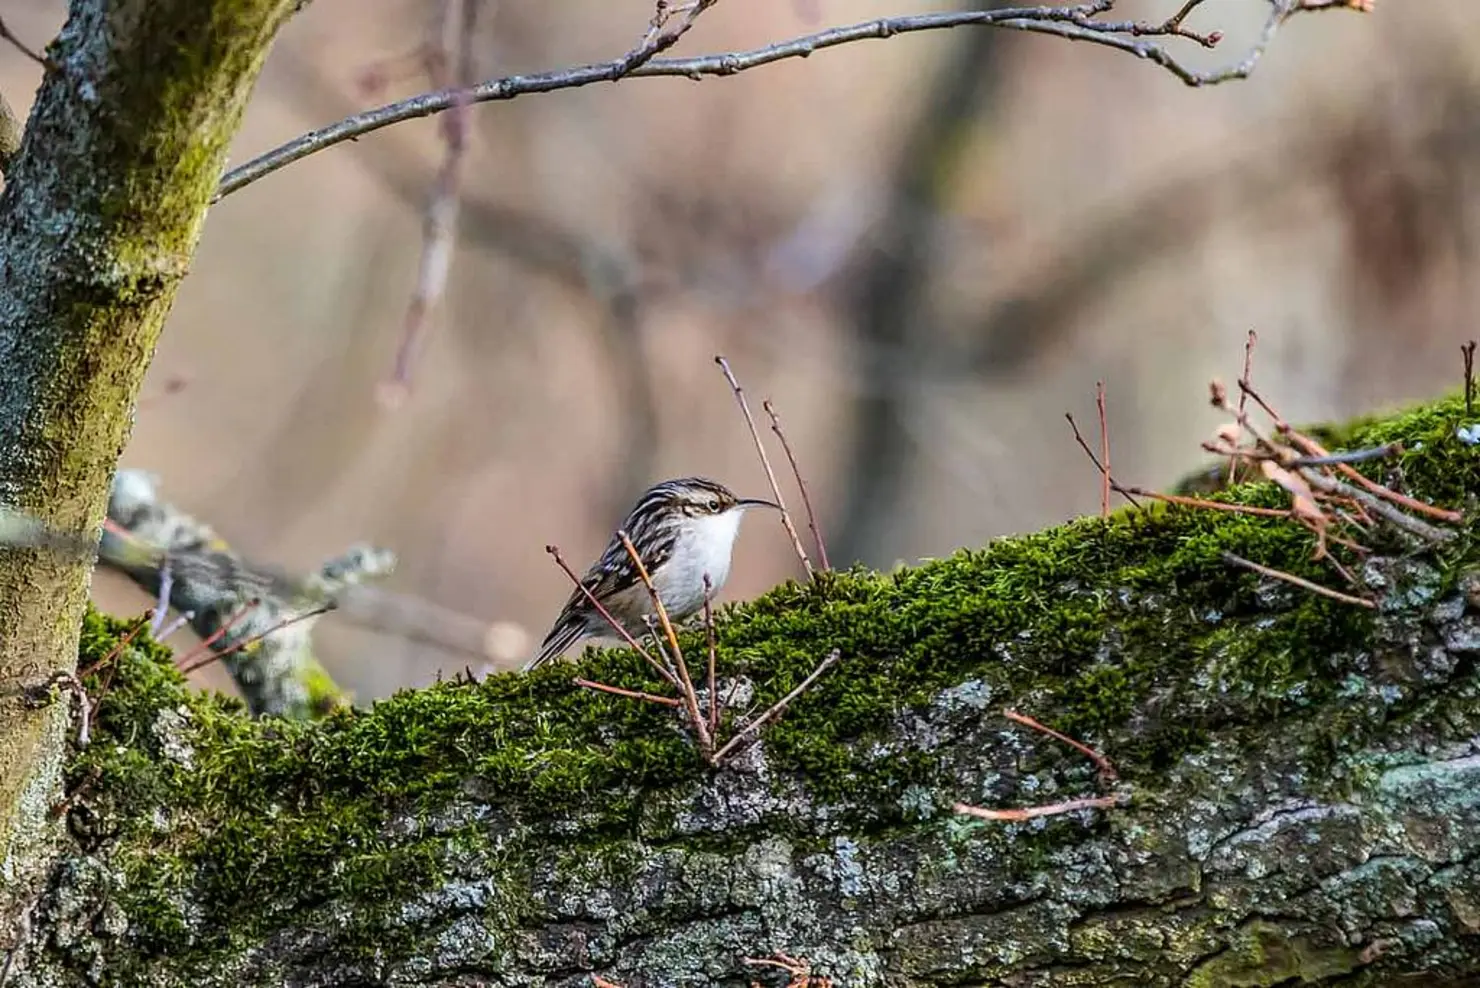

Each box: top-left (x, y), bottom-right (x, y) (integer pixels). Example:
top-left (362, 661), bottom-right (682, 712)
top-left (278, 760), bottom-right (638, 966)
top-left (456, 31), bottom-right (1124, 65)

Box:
top-left (6, 398), bottom-right (1479, 986)
top-left (0, 0), bottom-right (299, 921)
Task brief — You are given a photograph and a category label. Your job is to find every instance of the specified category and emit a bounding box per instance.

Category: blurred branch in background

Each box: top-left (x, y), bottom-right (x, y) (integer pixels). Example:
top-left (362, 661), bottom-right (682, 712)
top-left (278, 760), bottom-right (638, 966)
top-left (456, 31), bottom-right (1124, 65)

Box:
top-left (101, 470), bottom-right (526, 714)
top-left (380, 0), bottom-right (483, 406)
top-left (834, 14), bottom-right (1006, 567)
top-left (217, 0), bottom-right (1367, 201)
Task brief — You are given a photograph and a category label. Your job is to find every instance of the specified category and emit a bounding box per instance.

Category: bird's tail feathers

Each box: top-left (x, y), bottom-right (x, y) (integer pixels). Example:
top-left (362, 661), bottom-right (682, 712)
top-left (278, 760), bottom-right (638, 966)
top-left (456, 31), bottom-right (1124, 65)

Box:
top-left (524, 615), bottom-right (586, 672)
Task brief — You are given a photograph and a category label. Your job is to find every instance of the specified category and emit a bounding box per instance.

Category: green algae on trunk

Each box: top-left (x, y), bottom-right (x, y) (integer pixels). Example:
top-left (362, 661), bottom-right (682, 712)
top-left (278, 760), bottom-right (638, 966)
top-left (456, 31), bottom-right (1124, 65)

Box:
top-left (0, 0), bottom-right (304, 926)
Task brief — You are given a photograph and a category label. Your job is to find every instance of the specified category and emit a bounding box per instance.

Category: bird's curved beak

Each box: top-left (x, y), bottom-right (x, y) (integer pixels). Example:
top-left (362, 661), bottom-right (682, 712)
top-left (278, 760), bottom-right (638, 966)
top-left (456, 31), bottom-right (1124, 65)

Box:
top-left (737, 497), bottom-right (781, 511)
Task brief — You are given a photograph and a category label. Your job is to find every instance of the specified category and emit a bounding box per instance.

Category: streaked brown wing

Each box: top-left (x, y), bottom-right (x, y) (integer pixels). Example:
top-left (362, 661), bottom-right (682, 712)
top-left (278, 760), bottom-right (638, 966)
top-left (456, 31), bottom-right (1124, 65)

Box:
top-left (564, 526), bottom-right (677, 617)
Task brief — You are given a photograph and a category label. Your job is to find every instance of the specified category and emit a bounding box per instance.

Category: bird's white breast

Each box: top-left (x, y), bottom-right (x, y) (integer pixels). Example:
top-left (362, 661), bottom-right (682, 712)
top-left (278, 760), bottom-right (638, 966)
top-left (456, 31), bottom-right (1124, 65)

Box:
top-left (653, 508), bottom-right (746, 618)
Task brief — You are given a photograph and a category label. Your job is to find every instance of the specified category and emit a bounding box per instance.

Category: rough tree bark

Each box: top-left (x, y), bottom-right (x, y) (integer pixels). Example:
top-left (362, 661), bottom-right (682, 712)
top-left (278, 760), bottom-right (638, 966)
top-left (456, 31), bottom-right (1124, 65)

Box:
top-left (0, 0), bottom-right (300, 923)
top-left (5, 398), bottom-right (1479, 986)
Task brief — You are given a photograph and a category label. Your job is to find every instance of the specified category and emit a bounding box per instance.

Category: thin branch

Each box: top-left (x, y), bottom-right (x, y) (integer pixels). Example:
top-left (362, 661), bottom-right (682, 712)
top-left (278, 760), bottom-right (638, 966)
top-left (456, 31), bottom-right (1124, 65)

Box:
top-left (574, 677), bottom-right (682, 707)
top-left (1003, 708), bottom-right (1116, 782)
top-left (953, 794), bottom-right (1125, 822)
top-left (1287, 445), bottom-right (1399, 468)
top-left (0, 15), bottom-right (54, 70)
top-left (545, 544), bottom-right (677, 686)
top-left (1221, 551), bottom-right (1375, 609)
top-left (715, 356), bottom-right (815, 577)
top-left (1229, 329), bottom-right (1258, 484)
top-left (216, 0), bottom-right (1357, 200)
top-left (763, 398), bottom-right (830, 570)
top-left (711, 648), bottom-right (840, 762)
top-left (1463, 341), bottom-right (1476, 418)
top-left (1123, 487), bottom-right (1290, 518)
top-left (619, 530), bottom-right (713, 756)
top-left (78, 611), bottom-right (154, 678)
top-left (1096, 381), bottom-right (1111, 519)
top-left (176, 604), bottom-right (337, 676)
top-left (171, 597), bottom-right (261, 673)
top-left (702, 573), bottom-right (718, 736)
top-left (1065, 412), bottom-right (1144, 509)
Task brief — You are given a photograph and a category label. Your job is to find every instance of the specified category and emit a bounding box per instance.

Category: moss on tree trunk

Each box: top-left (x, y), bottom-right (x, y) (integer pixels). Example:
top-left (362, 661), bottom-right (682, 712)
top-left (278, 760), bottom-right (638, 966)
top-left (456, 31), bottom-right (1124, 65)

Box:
top-left (0, 0), bottom-right (298, 922)
top-left (6, 396), bottom-right (1479, 985)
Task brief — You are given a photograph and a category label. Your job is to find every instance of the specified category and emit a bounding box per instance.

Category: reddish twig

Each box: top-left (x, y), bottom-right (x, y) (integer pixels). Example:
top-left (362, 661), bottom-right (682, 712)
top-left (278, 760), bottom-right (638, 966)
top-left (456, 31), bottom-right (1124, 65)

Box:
top-left (763, 398), bottom-right (830, 570)
top-left (176, 605), bottom-right (335, 675)
top-left (1464, 341), bottom-right (1476, 418)
top-left (1221, 551), bottom-right (1375, 608)
top-left (711, 649), bottom-right (840, 763)
top-left (715, 356), bottom-right (814, 577)
top-left (1065, 413), bottom-right (1143, 509)
top-left (702, 573), bottom-right (719, 736)
top-left (954, 794), bottom-right (1125, 822)
top-left (546, 545), bottom-right (676, 686)
top-left (172, 598), bottom-right (261, 672)
top-left (1096, 381), bottom-right (1111, 519)
top-left (1228, 329), bottom-right (1257, 483)
top-left (78, 611), bottom-right (154, 678)
top-left (1004, 708), bottom-right (1117, 783)
top-left (619, 530), bottom-right (713, 757)
top-left (1123, 487), bottom-right (1290, 518)
top-left (574, 677), bottom-right (682, 708)
top-left (0, 15), bottom-right (53, 70)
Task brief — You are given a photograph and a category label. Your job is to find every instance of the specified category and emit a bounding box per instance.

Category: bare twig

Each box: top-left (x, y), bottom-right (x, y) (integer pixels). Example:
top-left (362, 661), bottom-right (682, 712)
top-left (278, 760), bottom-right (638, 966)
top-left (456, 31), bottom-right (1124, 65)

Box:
top-left (619, 530), bottom-right (713, 756)
top-left (711, 648), bottom-right (840, 762)
top-left (763, 398), bottom-right (830, 570)
top-left (1124, 487), bottom-right (1289, 518)
top-left (0, 15), bottom-right (53, 70)
top-left (172, 597), bottom-right (261, 673)
top-left (1229, 329), bottom-right (1258, 484)
top-left (1065, 412), bottom-right (1143, 509)
top-left (78, 611), bottom-right (154, 678)
top-left (1287, 445), bottom-right (1399, 468)
top-left (545, 544), bottom-right (677, 686)
top-left (1004, 708), bottom-right (1116, 782)
top-left (1096, 381), bottom-right (1111, 519)
top-left (716, 356), bottom-right (814, 577)
top-left (702, 573), bottom-right (718, 735)
top-left (216, 0), bottom-right (1361, 200)
top-left (954, 793), bottom-right (1125, 822)
top-left (1296, 469), bottom-right (1456, 544)
top-left (574, 677), bottom-right (682, 707)
top-left (1464, 341), bottom-right (1476, 418)
top-left (1221, 551), bottom-right (1375, 608)
top-left (176, 604), bottom-right (337, 675)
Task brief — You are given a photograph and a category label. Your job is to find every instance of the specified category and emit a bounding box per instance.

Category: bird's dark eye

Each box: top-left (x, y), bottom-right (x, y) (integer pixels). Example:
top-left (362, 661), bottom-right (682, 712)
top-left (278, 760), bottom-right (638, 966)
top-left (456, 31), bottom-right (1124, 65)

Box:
top-left (707, 498), bottom-right (721, 512)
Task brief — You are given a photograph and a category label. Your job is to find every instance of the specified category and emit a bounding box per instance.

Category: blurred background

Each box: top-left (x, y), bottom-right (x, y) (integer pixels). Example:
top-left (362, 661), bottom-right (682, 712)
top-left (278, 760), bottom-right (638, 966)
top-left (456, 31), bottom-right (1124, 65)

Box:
top-left (2, 0), bottom-right (1474, 700)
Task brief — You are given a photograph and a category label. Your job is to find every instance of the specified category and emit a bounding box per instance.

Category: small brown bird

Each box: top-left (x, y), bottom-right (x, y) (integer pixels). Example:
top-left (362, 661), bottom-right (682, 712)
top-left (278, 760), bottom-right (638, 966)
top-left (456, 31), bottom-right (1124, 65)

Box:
top-left (526, 477), bottom-right (777, 670)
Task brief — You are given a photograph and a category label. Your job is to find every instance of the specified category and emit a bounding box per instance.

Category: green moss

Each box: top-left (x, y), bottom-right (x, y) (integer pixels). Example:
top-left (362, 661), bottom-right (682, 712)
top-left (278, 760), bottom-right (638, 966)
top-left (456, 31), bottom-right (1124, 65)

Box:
top-left (64, 393), bottom-right (1480, 977)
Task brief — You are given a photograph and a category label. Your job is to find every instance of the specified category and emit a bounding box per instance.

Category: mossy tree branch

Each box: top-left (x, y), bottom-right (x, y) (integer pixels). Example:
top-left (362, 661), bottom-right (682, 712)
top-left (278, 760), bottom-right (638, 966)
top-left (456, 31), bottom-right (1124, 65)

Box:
top-left (0, 0), bottom-right (301, 920)
top-left (7, 397), bottom-right (1480, 985)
